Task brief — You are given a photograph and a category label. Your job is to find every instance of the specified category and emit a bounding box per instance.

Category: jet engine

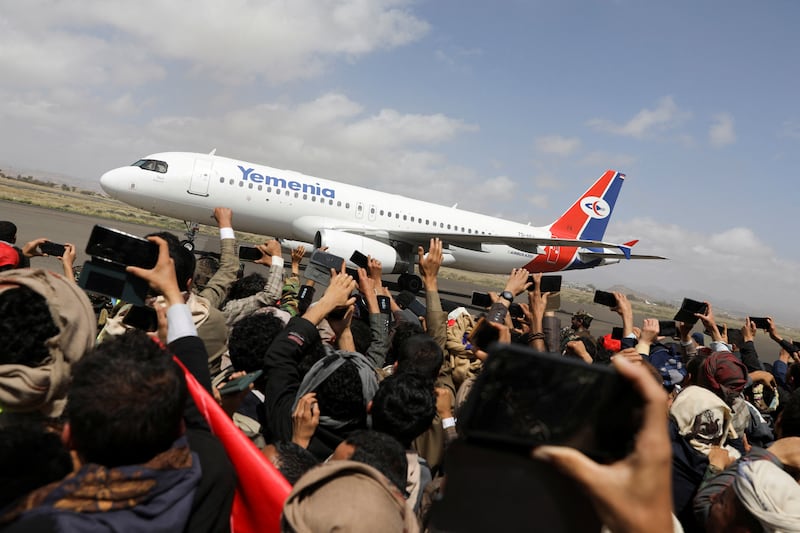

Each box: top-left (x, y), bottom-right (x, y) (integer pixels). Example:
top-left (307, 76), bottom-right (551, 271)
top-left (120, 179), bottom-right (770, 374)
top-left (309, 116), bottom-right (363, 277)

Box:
top-left (314, 230), bottom-right (409, 274)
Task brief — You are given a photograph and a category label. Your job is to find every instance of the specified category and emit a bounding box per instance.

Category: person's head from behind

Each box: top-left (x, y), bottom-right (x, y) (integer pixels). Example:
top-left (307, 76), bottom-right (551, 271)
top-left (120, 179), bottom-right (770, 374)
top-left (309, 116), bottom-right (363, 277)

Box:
top-left (331, 429), bottom-right (408, 493)
top-left (0, 269), bottom-right (96, 420)
top-left (226, 272), bottom-right (266, 302)
top-left (0, 285), bottom-right (59, 367)
top-left (387, 320), bottom-right (424, 365)
top-left (262, 440), bottom-right (318, 485)
top-left (145, 231), bottom-right (195, 292)
top-left (697, 351), bottom-right (748, 406)
top-left (229, 313), bottom-right (285, 373)
top-left (0, 221), bottom-right (17, 243)
top-left (395, 333), bottom-right (443, 381)
top-left (370, 372), bottom-right (436, 448)
top-left (313, 359), bottom-right (367, 429)
top-left (282, 459), bottom-right (414, 533)
top-left (193, 255), bottom-right (220, 292)
top-left (65, 329), bottom-right (187, 467)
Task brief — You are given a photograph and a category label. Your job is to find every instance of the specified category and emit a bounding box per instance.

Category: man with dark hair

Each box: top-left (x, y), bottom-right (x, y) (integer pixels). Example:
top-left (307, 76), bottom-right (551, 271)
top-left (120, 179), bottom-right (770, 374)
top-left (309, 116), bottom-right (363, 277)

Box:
top-left (1, 330), bottom-right (201, 531)
top-left (261, 440), bottom-right (319, 485)
top-left (395, 334), bottom-right (444, 381)
top-left (370, 372), bottom-right (436, 510)
top-left (331, 429), bottom-right (409, 494)
top-left (228, 313), bottom-right (286, 437)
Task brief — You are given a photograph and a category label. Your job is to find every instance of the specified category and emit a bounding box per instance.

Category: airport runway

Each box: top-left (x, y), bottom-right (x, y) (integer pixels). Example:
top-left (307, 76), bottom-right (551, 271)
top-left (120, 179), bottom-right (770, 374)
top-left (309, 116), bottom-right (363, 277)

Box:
top-left (2, 200), bottom-right (780, 356)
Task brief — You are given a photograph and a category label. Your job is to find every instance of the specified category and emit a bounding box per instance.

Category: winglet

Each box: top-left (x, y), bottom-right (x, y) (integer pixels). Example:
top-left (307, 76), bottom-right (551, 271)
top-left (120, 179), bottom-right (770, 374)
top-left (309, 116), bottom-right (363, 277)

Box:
top-left (618, 244), bottom-right (633, 260)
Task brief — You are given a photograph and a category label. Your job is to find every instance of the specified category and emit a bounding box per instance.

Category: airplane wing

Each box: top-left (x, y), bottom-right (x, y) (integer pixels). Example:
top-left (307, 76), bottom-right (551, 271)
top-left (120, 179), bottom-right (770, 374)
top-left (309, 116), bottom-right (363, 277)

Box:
top-left (579, 251), bottom-right (668, 261)
top-left (335, 226), bottom-right (647, 256)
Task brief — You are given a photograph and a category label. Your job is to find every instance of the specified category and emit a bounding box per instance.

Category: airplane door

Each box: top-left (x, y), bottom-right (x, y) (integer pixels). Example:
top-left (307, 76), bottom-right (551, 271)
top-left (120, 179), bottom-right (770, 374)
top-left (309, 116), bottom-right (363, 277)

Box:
top-left (356, 202), bottom-right (364, 219)
top-left (368, 204), bottom-right (377, 222)
top-left (188, 158), bottom-right (212, 196)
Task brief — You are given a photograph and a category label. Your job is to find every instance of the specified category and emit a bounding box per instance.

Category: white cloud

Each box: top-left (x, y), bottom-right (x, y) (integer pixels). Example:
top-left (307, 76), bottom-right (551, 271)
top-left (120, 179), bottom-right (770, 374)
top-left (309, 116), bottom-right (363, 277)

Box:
top-left (709, 112), bottom-right (736, 147)
top-left (587, 96), bottom-right (691, 139)
top-left (577, 218), bottom-right (800, 323)
top-left (0, 0), bottom-right (430, 86)
top-left (534, 135), bottom-right (581, 156)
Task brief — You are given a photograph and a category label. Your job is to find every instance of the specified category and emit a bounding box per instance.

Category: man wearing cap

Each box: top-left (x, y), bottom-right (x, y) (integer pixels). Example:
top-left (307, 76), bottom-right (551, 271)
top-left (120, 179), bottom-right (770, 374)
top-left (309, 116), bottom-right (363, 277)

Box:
top-left (560, 309), bottom-right (596, 356)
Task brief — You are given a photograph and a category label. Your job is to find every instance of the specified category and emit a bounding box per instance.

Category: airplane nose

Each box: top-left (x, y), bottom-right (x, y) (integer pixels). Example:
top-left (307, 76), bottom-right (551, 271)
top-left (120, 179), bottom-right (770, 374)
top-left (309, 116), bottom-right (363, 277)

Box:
top-left (99, 167), bottom-right (123, 195)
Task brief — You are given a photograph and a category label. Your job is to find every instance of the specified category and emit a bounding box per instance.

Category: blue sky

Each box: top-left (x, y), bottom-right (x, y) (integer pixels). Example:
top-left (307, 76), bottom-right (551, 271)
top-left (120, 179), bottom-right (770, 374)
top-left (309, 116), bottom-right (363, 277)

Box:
top-left (1, 0), bottom-right (799, 323)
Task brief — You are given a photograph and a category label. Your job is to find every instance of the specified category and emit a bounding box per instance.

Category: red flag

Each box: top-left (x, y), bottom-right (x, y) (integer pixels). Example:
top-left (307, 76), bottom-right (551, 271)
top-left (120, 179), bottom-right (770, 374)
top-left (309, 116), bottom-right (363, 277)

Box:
top-left (175, 358), bottom-right (292, 533)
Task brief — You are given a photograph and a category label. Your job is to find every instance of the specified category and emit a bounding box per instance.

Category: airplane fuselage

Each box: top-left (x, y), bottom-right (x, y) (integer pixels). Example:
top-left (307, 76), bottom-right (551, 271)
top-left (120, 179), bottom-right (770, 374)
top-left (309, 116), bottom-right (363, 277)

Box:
top-left (100, 152), bottom-right (623, 276)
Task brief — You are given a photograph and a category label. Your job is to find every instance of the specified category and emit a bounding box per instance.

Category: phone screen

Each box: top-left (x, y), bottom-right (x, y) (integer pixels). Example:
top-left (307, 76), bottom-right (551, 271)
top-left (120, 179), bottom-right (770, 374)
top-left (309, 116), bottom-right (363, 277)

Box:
top-left (85, 225), bottom-right (158, 268)
top-left (123, 305), bottom-right (159, 332)
top-left (658, 320), bottom-right (677, 338)
top-left (537, 275), bottom-right (562, 293)
top-left (593, 290), bottom-right (617, 307)
top-left (460, 343), bottom-right (643, 463)
top-left (471, 291), bottom-right (493, 308)
top-left (40, 241), bottom-right (66, 257)
top-left (238, 245), bottom-right (263, 261)
top-left (748, 317), bottom-right (770, 330)
top-left (673, 298), bottom-right (708, 325)
top-left (349, 250), bottom-right (369, 269)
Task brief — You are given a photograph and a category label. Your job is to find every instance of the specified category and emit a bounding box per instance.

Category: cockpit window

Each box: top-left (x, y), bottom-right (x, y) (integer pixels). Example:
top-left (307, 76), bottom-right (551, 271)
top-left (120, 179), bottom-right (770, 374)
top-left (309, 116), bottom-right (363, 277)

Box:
top-left (132, 159), bottom-right (168, 173)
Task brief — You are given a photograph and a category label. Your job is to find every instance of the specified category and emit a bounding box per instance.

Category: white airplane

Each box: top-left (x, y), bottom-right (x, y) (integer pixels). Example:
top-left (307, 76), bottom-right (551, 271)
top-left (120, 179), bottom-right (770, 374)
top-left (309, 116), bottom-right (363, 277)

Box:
top-left (99, 151), bottom-right (665, 291)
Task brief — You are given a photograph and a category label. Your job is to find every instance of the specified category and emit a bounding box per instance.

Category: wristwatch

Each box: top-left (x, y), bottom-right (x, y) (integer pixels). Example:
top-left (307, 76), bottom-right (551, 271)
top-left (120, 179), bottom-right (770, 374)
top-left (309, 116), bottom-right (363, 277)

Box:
top-left (499, 290), bottom-right (514, 303)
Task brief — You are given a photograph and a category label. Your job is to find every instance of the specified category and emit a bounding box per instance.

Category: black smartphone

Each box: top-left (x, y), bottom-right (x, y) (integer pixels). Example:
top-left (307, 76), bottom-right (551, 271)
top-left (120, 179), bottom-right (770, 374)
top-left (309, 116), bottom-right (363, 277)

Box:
top-left (792, 341), bottom-right (800, 353)
top-left (658, 320), bottom-right (677, 338)
top-left (85, 225), bottom-right (159, 269)
top-left (349, 250), bottom-right (369, 269)
top-left (528, 275), bottom-right (562, 293)
top-left (218, 370), bottom-right (263, 396)
top-left (469, 302), bottom-right (509, 351)
top-left (238, 245), bottom-right (263, 261)
top-left (77, 258), bottom-right (150, 306)
top-left (459, 343), bottom-right (644, 462)
top-left (673, 298), bottom-right (708, 325)
top-left (377, 295), bottom-right (390, 314)
top-left (297, 284), bottom-right (316, 314)
top-left (39, 241), bottom-right (66, 257)
top-left (593, 290), bottom-right (617, 307)
top-left (122, 305), bottom-right (159, 332)
top-left (726, 328), bottom-right (744, 348)
top-left (471, 291), bottom-right (493, 308)
top-left (749, 316), bottom-right (771, 330)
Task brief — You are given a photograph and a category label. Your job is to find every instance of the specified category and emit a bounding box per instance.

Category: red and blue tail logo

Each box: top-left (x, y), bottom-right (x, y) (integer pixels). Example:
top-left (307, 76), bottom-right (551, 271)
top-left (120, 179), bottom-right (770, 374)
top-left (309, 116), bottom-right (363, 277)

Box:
top-left (548, 170), bottom-right (625, 240)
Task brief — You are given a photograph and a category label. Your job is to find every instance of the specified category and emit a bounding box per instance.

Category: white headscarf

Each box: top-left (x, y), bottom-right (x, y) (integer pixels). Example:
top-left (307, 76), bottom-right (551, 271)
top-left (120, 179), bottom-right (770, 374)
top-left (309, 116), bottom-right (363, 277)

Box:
top-left (733, 460), bottom-right (800, 532)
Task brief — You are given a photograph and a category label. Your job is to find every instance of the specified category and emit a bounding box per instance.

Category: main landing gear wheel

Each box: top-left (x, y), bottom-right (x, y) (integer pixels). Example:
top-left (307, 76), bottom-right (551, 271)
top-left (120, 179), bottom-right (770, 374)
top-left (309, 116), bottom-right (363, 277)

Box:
top-left (398, 273), bottom-right (423, 293)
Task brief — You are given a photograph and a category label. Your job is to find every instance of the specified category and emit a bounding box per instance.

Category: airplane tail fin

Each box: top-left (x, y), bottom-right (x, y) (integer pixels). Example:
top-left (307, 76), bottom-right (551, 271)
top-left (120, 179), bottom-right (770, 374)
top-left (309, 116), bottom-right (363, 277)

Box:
top-left (547, 170), bottom-right (625, 241)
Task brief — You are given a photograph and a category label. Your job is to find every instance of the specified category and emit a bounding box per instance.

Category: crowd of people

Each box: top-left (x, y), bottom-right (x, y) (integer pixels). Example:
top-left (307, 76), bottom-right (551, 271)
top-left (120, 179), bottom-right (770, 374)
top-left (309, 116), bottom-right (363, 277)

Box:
top-left (0, 208), bottom-right (798, 532)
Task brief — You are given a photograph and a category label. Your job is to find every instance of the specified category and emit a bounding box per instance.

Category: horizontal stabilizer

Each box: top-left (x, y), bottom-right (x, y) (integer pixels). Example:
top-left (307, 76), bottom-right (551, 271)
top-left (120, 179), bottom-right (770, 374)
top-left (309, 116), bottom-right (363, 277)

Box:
top-left (580, 251), bottom-right (667, 261)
